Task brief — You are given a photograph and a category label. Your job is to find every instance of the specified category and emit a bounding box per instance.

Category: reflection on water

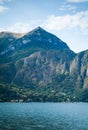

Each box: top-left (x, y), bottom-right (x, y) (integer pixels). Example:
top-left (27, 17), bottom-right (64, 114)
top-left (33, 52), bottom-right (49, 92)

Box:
top-left (0, 103), bottom-right (88, 130)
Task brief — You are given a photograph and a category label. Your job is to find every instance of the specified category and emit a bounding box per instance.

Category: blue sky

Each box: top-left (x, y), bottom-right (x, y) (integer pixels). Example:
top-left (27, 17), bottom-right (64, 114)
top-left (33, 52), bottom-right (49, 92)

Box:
top-left (0, 0), bottom-right (88, 52)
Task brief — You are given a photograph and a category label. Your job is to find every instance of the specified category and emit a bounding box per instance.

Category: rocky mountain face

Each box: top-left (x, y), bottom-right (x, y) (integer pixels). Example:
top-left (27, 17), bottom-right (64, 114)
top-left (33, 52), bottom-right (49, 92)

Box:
top-left (70, 50), bottom-right (88, 88)
top-left (0, 27), bottom-right (88, 102)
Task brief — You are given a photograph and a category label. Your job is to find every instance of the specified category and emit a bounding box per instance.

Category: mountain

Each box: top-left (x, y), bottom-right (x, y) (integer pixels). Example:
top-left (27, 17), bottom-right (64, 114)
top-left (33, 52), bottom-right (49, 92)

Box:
top-left (0, 31), bottom-right (25, 63)
top-left (0, 27), bottom-right (71, 63)
top-left (0, 27), bottom-right (88, 102)
top-left (70, 50), bottom-right (88, 88)
top-left (0, 31), bottom-right (24, 52)
top-left (20, 26), bottom-right (69, 50)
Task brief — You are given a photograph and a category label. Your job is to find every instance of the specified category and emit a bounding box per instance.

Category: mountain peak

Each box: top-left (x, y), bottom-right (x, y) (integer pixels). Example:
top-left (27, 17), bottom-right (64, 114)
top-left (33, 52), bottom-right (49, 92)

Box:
top-left (24, 26), bottom-right (70, 51)
top-left (35, 26), bottom-right (43, 30)
top-left (28, 26), bottom-right (46, 35)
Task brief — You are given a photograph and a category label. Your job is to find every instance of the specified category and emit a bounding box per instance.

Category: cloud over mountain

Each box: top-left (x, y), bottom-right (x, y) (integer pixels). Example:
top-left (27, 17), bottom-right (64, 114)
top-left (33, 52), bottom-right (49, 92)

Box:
top-left (45, 11), bottom-right (88, 35)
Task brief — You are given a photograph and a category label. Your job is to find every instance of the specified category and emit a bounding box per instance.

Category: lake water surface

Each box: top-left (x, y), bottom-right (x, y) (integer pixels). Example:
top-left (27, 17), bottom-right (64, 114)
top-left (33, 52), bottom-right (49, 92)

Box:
top-left (0, 103), bottom-right (88, 130)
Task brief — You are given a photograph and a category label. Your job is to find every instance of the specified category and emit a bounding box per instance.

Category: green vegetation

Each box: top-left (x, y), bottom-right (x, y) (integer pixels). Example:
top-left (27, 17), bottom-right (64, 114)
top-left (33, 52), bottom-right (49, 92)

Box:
top-left (0, 83), bottom-right (88, 102)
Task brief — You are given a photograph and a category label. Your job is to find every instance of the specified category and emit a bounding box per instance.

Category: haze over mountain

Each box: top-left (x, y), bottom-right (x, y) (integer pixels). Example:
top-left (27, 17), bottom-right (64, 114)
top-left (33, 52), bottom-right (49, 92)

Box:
top-left (0, 27), bottom-right (88, 102)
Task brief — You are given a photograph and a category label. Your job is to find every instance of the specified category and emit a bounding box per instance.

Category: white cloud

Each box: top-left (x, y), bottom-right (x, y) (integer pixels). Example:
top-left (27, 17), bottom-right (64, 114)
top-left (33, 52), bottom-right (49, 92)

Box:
top-left (0, 23), bottom-right (32, 33)
top-left (59, 4), bottom-right (76, 12)
top-left (0, 0), bottom-right (11, 3)
top-left (0, 5), bottom-right (8, 12)
top-left (67, 0), bottom-right (88, 3)
top-left (44, 11), bottom-right (88, 35)
top-left (0, 0), bottom-right (12, 12)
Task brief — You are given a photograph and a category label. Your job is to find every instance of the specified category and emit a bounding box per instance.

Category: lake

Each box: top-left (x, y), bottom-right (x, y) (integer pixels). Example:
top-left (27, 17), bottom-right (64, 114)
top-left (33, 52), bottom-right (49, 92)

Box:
top-left (0, 103), bottom-right (88, 130)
